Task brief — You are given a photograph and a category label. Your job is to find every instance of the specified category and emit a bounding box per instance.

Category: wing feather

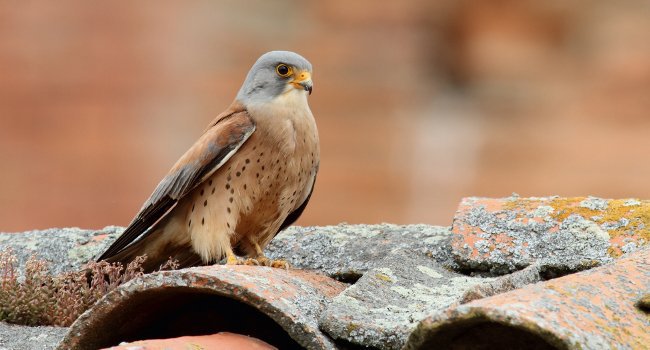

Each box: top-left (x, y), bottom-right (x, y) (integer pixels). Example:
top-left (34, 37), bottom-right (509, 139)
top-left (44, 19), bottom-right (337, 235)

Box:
top-left (276, 172), bottom-right (317, 234)
top-left (98, 104), bottom-right (255, 261)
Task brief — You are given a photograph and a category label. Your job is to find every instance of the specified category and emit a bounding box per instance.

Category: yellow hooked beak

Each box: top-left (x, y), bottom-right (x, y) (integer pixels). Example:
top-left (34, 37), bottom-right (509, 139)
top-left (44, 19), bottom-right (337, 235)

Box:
top-left (290, 71), bottom-right (313, 95)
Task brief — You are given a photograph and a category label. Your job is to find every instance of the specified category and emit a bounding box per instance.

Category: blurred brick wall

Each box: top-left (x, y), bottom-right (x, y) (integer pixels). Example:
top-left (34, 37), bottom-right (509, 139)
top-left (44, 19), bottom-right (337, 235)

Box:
top-left (0, 0), bottom-right (649, 231)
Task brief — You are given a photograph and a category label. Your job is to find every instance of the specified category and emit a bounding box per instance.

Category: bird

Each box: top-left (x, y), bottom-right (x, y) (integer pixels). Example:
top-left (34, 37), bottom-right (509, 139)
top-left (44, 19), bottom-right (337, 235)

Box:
top-left (96, 51), bottom-right (319, 273)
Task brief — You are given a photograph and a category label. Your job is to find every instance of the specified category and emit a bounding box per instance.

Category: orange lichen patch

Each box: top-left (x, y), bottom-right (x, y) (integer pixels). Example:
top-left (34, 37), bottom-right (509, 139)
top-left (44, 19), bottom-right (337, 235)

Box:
top-left (455, 197), bottom-right (650, 263)
top-left (405, 248), bottom-right (650, 349)
top-left (474, 197), bottom-right (505, 212)
top-left (509, 197), bottom-right (650, 256)
top-left (452, 225), bottom-right (486, 259)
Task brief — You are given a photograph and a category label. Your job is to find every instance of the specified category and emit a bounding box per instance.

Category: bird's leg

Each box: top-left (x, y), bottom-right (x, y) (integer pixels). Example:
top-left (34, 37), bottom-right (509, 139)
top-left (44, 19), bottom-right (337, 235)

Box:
top-left (224, 245), bottom-right (263, 266)
top-left (250, 241), bottom-right (289, 269)
top-left (224, 247), bottom-right (251, 265)
top-left (223, 241), bottom-right (289, 268)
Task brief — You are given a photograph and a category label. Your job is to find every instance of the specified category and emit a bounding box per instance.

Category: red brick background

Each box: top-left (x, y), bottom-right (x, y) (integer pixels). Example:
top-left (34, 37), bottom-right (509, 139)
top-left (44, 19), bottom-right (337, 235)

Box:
top-left (1, 0), bottom-right (649, 231)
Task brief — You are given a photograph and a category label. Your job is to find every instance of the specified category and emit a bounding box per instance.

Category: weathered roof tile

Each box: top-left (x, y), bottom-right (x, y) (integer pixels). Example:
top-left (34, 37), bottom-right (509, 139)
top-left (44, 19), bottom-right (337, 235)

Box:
top-left (451, 196), bottom-right (650, 274)
top-left (58, 266), bottom-right (346, 350)
top-left (102, 332), bottom-right (277, 350)
top-left (267, 224), bottom-right (455, 281)
top-left (319, 249), bottom-right (492, 350)
top-left (404, 247), bottom-right (650, 349)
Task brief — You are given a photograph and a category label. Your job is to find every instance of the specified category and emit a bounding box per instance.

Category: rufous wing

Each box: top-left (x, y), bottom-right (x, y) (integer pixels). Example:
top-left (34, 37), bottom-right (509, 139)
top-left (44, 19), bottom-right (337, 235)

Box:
top-left (97, 103), bottom-right (256, 262)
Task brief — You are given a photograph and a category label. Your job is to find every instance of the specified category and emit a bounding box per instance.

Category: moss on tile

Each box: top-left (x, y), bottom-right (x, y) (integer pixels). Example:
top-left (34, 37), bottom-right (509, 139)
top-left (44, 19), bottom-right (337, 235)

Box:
top-left (375, 273), bottom-right (394, 283)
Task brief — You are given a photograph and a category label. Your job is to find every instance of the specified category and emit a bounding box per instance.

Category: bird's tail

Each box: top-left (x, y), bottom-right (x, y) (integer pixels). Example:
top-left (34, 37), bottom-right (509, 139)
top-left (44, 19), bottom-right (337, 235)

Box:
top-left (102, 226), bottom-right (204, 274)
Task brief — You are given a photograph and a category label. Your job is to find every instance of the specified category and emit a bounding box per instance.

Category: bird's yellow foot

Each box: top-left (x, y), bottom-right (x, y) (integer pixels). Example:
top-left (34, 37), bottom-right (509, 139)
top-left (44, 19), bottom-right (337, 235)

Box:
top-left (248, 242), bottom-right (290, 269)
top-left (269, 259), bottom-right (290, 269)
top-left (225, 253), bottom-right (247, 265)
top-left (242, 258), bottom-right (262, 266)
top-left (255, 256), bottom-right (289, 269)
top-left (225, 253), bottom-right (265, 266)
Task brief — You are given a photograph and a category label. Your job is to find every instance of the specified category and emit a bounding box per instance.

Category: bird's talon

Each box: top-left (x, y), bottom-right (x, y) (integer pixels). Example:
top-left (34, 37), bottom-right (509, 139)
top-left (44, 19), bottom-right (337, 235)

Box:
top-left (243, 258), bottom-right (261, 266)
top-left (270, 259), bottom-right (290, 269)
top-left (226, 255), bottom-right (240, 265)
top-left (255, 257), bottom-right (271, 266)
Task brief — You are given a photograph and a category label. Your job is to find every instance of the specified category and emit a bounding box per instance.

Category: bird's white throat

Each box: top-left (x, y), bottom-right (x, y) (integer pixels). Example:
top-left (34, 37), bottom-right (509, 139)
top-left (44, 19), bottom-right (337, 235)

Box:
top-left (248, 88), bottom-right (311, 120)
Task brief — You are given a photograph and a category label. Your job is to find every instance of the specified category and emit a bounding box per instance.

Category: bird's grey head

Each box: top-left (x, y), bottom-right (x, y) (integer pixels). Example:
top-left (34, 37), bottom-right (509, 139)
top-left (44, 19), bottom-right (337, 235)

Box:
top-left (236, 51), bottom-right (313, 104)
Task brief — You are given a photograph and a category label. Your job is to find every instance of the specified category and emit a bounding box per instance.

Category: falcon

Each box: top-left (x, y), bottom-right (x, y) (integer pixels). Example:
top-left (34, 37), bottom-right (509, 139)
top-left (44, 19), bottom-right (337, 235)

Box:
top-left (97, 51), bottom-right (319, 273)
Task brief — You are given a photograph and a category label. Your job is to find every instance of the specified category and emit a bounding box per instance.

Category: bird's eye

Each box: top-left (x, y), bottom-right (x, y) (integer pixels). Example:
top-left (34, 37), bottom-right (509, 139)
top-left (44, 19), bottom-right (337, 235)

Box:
top-left (276, 64), bottom-right (292, 77)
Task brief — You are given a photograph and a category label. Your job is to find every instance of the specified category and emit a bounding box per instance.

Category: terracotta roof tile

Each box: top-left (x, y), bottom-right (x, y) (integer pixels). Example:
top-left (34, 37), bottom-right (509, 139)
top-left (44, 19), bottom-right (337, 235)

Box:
top-left (451, 196), bottom-right (650, 274)
top-left (404, 247), bottom-right (650, 349)
top-left (102, 332), bottom-right (277, 350)
top-left (58, 266), bottom-right (346, 350)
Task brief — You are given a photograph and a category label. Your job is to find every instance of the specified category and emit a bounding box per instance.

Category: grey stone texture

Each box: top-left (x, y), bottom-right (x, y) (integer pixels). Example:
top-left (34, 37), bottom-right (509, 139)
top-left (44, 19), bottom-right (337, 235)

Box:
top-left (460, 262), bottom-right (543, 303)
top-left (0, 321), bottom-right (66, 350)
top-left (267, 224), bottom-right (456, 281)
top-left (0, 226), bottom-right (121, 276)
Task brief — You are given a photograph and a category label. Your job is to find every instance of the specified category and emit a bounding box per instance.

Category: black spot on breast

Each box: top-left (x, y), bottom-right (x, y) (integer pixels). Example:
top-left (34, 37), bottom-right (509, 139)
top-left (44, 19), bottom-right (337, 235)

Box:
top-left (256, 173), bottom-right (260, 178)
top-left (236, 171), bottom-right (241, 177)
top-left (227, 207), bottom-right (231, 213)
top-left (262, 166), bottom-right (265, 170)
top-left (204, 200), bottom-right (208, 207)
top-left (188, 220), bottom-right (191, 227)
top-left (229, 197), bottom-right (233, 203)
top-left (200, 189), bottom-right (204, 196)
top-left (208, 179), bottom-right (213, 186)
top-left (226, 184), bottom-right (230, 190)
top-left (230, 188), bottom-right (234, 194)
top-left (227, 174), bottom-right (232, 181)
top-left (245, 159), bottom-right (250, 164)
top-left (227, 222), bottom-right (231, 228)
top-left (201, 217), bottom-right (205, 225)
top-left (244, 184), bottom-right (247, 190)
top-left (192, 204), bottom-right (195, 212)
